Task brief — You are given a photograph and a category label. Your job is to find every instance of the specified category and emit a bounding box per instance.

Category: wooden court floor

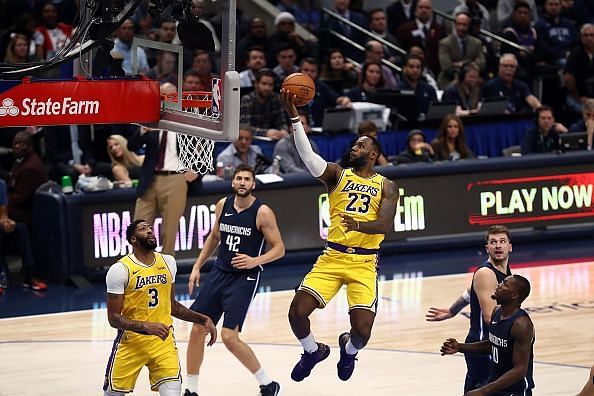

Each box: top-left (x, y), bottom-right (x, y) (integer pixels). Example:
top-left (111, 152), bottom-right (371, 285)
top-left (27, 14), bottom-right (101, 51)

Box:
top-left (1, 261), bottom-right (593, 395)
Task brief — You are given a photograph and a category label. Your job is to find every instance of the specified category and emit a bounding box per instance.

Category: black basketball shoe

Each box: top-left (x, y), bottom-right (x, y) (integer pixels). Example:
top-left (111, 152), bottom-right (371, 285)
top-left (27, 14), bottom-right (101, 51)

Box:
top-left (337, 332), bottom-right (358, 381)
top-left (259, 380), bottom-right (281, 396)
top-left (290, 342), bottom-right (331, 381)
top-left (183, 390), bottom-right (198, 396)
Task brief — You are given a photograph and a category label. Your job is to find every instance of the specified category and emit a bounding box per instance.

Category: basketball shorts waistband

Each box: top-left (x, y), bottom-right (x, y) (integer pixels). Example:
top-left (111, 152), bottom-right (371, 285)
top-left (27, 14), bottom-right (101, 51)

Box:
top-left (326, 241), bottom-right (379, 255)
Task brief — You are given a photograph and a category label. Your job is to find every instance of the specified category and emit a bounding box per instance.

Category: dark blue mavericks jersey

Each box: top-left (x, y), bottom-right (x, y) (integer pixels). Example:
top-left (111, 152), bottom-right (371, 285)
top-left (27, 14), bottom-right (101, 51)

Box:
top-left (488, 307), bottom-right (535, 392)
top-left (467, 260), bottom-right (511, 342)
top-left (216, 195), bottom-right (265, 273)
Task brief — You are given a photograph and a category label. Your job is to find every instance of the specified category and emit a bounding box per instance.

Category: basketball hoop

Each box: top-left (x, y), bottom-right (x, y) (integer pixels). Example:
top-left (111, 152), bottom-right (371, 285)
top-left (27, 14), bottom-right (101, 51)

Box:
top-left (161, 91), bottom-right (218, 175)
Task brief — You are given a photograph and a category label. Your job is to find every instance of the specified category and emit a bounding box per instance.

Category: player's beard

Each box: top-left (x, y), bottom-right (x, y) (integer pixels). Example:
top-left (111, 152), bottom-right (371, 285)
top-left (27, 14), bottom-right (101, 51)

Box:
top-left (234, 186), bottom-right (253, 197)
top-left (138, 236), bottom-right (157, 250)
top-left (349, 154), bottom-right (367, 169)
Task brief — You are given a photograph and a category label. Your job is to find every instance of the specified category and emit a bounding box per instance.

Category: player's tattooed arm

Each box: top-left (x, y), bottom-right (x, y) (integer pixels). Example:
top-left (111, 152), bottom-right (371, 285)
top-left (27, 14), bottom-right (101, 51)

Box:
top-left (170, 289), bottom-right (217, 346)
top-left (106, 293), bottom-right (169, 340)
top-left (351, 179), bottom-right (399, 234)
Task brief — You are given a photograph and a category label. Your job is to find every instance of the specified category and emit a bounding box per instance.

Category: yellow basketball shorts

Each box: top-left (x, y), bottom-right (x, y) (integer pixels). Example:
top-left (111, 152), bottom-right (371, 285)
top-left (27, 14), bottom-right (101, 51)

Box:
top-left (103, 328), bottom-right (181, 393)
top-left (298, 247), bottom-right (379, 312)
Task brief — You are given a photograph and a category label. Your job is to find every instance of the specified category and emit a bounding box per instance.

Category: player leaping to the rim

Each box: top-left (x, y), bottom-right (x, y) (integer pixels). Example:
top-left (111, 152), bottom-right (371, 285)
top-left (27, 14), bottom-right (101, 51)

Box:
top-left (280, 89), bottom-right (400, 381)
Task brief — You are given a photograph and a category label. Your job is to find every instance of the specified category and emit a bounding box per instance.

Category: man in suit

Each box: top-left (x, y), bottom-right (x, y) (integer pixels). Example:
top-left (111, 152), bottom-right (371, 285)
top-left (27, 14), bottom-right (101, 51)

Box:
top-left (127, 127), bottom-right (199, 256)
top-left (387, 0), bottom-right (417, 37)
top-left (396, 0), bottom-right (446, 76)
top-left (322, 0), bottom-right (368, 63)
top-left (437, 12), bottom-right (485, 89)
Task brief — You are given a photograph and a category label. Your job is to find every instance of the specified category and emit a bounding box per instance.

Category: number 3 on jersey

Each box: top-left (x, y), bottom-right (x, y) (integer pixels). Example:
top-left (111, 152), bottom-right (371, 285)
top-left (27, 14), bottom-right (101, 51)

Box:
top-left (226, 235), bottom-right (240, 252)
top-left (345, 193), bottom-right (371, 213)
top-left (148, 288), bottom-right (159, 308)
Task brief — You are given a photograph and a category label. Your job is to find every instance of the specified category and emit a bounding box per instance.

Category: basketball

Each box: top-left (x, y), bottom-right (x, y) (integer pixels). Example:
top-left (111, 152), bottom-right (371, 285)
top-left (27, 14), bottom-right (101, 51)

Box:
top-left (282, 72), bottom-right (316, 107)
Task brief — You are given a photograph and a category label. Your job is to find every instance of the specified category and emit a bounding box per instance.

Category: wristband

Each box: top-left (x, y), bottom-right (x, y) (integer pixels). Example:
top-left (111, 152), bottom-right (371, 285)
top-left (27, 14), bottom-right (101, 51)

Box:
top-left (462, 289), bottom-right (471, 302)
top-left (290, 116), bottom-right (300, 123)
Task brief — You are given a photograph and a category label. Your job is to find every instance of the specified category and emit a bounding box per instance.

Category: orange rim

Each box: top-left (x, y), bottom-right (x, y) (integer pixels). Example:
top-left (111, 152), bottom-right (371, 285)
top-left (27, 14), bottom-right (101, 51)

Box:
top-left (162, 91), bottom-right (212, 109)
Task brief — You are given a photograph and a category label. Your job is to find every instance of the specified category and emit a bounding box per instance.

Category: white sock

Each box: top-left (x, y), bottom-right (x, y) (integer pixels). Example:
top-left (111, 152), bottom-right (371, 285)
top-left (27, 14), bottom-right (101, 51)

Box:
top-left (345, 339), bottom-right (359, 355)
top-left (298, 332), bottom-right (318, 353)
top-left (254, 367), bottom-right (272, 386)
top-left (185, 373), bottom-right (199, 393)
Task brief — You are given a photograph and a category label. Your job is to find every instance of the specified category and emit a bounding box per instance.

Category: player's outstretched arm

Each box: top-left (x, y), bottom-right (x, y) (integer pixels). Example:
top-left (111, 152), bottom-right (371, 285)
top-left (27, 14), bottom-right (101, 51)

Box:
top-left (106, 293), bottom-right (170, 340)
top-left (279, 89), bottom-right (341, 188)
top-left (479, 316), bottom-right (534, 395)
top-left (426, 287), bottom-right (471, 321)
top-left (170, 288), bottom-right (217, 346)
top-left (342, 179), bottom-right (400, 234)
top-left (188, 198), bottom-right (225, 295)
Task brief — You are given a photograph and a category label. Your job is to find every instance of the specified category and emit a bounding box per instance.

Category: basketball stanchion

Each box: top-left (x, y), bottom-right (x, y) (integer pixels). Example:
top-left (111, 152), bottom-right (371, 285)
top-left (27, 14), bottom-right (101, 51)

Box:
top-left (161, 90), bottom-right (217, 175)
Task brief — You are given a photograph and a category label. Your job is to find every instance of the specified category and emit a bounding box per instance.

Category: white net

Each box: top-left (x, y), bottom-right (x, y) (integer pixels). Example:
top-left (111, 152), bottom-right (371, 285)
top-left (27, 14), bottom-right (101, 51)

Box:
top-left (163, 91), bottom-right (217, 175)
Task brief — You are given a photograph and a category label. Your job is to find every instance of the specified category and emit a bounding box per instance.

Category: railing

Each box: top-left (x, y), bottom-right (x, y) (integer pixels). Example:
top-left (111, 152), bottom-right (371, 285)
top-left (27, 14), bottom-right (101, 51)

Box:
top-left (432, 8), bottom-right (529, 53)
top-left (322, 7), bottom-right (404, 73)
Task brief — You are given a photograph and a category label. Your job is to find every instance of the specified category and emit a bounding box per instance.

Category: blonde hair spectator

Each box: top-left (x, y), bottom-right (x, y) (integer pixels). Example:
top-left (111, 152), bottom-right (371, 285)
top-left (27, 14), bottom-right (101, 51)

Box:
top-left (4, 33), bottom-right (32, 64)
top-left (106, 134), bottom-right (144, 182)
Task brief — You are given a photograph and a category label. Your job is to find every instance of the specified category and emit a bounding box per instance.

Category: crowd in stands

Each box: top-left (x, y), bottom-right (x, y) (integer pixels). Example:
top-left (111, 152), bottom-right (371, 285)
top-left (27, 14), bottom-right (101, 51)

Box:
top-left (1, 0), bottom-right (594, 289)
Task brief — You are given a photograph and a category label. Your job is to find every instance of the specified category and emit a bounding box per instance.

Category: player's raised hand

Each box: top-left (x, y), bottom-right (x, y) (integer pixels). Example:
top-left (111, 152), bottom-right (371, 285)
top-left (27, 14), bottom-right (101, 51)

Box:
top-left (426, 307), bottom-right (454, 321)
top-left (188, 266), bottom-right (201, 295)
top-left (203, 316), bottom-right (217, 346)
top-left (143, 322), bottom-right (170, 341)
top-left (231, 253), bottom-right (258, 270)
top-left (440, 338), bottom-right (460, 355)
top-left (279, 88), bottom-right (298, 118)
top-left (340, 213), bottom-right (359, 232)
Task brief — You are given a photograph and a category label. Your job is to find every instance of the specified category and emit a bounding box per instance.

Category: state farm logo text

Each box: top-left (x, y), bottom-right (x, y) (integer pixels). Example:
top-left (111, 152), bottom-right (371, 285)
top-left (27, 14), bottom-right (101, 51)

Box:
top-left (0, 97), bottom-right (100, 116)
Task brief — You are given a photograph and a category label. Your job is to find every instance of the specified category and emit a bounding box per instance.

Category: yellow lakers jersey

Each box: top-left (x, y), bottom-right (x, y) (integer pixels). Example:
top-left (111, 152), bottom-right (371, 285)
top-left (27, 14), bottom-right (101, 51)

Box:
top-left (119, 253), bottom-right (173, 327)
top-left (328, 168), bottom-right (386, 249)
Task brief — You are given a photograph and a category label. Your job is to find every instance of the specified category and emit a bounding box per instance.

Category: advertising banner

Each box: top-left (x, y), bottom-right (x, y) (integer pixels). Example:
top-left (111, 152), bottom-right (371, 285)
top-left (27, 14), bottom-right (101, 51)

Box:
top-left (0, 77), bottom-right (160, 126)
top-left (81, 164), bottom-right (594, 268)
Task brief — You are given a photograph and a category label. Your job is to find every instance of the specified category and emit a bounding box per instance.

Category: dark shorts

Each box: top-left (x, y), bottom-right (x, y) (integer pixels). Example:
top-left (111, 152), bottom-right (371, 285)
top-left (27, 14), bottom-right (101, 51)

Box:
top-left (464, 351), bottom-right (492, 393)
top-left (189, 266), bottom-right (261, 331)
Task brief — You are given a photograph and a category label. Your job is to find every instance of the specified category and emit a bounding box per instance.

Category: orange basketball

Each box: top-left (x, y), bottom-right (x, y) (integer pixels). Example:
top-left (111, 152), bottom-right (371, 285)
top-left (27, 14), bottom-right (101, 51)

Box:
top-left (282, 72), bottom-right (316, 107)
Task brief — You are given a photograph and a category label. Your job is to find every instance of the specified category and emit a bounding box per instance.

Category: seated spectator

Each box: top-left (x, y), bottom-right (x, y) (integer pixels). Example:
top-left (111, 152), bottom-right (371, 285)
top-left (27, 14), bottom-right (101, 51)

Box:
top-left (453, 0), bottom-right (490, 35)
top-left (239, 69), bottom-right (289, 140)
top-left (394, 129), bottom-right (435, 164)
top-left (437, 12), bottom-right (485, 89)
top-left (322, 0), bottom-right (368, 63)
top-left (319, 48), bottom-right (359, 95)
top-left (395, 0), bottom-right (446, 76)
top-left (347, 61), bottom-right (386, 102)
top-left (431, 114), bottom-right (475, 160)
top-left (216, 125), bottom-right (270, 174)
top-left (362, 40), bottom-right (399, 90)
top-left (0, 179), bottom-right (47, 293)
top-left (397, 54), bottom-right (439, 120)
top-left (339, 121), bottom-right (389, 166)
top-left (273, 111), bottom-right (320, 174)
top-left (496, 0), bottom-right (538, 30)
top-left (4, 33), bottom-right (37, 64)
top-left (111, 18), bottom-right (149, 75)
top-left (521, 105), bottom-right (568, 154)
top-left (3, 131), bottom-right (48, 226)
top-left (272, 44), bottom-right (299, 83)
top-left (500, 2), bottom-right (538, 83)
top-left (569, 99), bottom-right (594, 149)
top-left (269, 11), bottom-right (314, 64)
top-left (299, 57), bottom-right (352, 127)
top-left (145, 51), bottom-right (178, 87)
top-left (239, 47), bottom-right (267, 88)
top-left (190, 50), bottom-right (217, 91)
top-left (535, 0), bottom-right (578, 69)
top-left (277, 0), bottom-right (321, 33)
top-left (408, 45), bottom-right (439, 91)
top-left (34, 1), bottom-right (72, 61)
top-left (236, 18), bottom-right (272, 71)
top-left (442, 61), bottom-right (483, 116)
top-left (483, 53), bottom-right (541, 113)
top-left (107, 135), bottom-right (144, 183)
top-left (563, 23), bottom-right (594, 114)
top-left (368, 8), bottom-right (400, 64)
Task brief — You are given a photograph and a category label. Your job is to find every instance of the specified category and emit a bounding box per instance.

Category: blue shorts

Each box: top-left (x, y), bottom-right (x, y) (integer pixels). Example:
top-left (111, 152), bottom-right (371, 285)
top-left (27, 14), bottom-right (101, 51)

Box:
top-left (464, 351), bottom-right (492, 392)
top-left (189, 266), bottom-right (261, 331)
